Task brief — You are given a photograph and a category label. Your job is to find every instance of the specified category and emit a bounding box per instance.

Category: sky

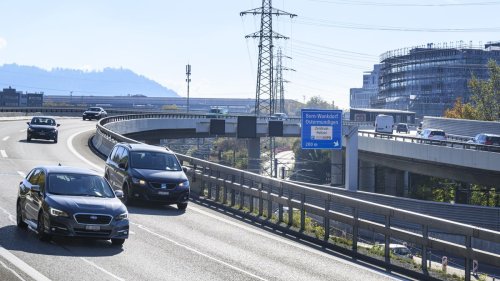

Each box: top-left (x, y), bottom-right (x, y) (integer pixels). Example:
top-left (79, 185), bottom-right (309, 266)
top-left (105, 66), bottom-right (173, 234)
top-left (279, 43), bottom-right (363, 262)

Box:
top-left (0, 0), bottom-right (499, 109)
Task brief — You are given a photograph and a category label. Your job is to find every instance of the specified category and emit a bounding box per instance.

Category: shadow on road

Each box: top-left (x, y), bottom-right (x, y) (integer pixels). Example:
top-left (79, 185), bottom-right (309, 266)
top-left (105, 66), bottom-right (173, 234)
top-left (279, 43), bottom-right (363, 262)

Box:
top-left (0, 225), bottom-right (123, 257)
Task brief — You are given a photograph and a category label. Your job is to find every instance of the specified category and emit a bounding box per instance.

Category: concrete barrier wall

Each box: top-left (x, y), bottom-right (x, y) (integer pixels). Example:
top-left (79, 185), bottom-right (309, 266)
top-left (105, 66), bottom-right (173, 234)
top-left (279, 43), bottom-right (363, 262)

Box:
top-left (423, 116), bottom-right (500, 137)
top-left (359, 135), bottom-right (500, 172)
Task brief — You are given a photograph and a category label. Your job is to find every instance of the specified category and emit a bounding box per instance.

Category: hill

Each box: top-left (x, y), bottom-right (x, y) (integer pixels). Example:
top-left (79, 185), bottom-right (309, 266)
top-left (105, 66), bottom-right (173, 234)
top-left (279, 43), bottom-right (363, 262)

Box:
top-left (0, 64), bottom-right (178, 97)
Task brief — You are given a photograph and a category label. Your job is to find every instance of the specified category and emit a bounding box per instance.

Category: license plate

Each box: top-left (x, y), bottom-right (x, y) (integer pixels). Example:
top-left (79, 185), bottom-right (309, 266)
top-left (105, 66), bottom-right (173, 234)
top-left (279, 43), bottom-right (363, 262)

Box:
top-left (39, 132), bottom-right (45, 135)
top-left (158, 191), bottom-right (169, 195)
top-left (85, 225), bottom-right (100, 231)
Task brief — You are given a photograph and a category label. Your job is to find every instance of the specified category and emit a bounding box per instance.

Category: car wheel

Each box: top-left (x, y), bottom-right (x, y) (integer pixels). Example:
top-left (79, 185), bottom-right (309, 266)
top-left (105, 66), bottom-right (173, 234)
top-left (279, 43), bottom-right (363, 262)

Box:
top-left (177, 203), bottom-right (188, 211)
top-left (37, 212), bottom-right (51, 241)
top-left (111, 238), bottom-right (125, 246)
top-left (54, 136), bottom-right (58, 143)
top-left (16, 202), bottom-right (27, 228)
top-left (27, 136), bottom-right (31, 142)
top-left (122, 184), bottom-right (134, 206)
top-left (83, 117), bottom-right (86, 121)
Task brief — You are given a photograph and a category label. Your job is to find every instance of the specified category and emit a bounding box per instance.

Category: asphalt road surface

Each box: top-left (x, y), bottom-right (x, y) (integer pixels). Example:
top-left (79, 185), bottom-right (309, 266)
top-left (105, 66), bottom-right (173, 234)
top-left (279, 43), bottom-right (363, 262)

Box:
top-left (0, 118), bottom-right (405, 281)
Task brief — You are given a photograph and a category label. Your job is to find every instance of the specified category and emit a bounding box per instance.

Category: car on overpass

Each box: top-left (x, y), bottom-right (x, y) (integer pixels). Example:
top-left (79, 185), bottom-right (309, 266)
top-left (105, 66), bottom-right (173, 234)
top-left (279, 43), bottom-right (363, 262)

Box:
top-left (26, 116), bottom-right (60, 143)
top-left (104, 143), bottom-right (190, 210)
top-left (395, 123), bottom-right (409, 134)
top-left (16, 165), bottom-right (129, 246)
top-left (419, 128), bottom-right (446, 141)
top-left (82, 107), bottom-right (107, 120)
top-left (468, 133), bottom-right (500, 146)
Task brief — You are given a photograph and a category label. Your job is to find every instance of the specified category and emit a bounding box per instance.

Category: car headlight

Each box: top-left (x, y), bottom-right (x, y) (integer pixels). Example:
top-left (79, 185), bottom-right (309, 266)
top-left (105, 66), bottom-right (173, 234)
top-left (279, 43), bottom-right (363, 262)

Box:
top-left (28, 127), bottom-right (33, 132)
top-left (115, 212), bottom-right (128, 221)
top-left (178, 180), bottom-right (190, 187)
top-left (131, 177), bottom-right (146, 185)
top-left (49, 207), bottom-right (69, 217)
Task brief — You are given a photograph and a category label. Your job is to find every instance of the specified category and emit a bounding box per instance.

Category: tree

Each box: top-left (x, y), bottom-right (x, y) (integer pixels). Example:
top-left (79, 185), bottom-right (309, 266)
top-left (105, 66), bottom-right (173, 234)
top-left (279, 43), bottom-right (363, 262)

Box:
top-left (444, 97), bottom-right (478, 120)
top-left (305, 96), bottom-right (337, 110)
top-left (468, 59), bottom-right (500, 121)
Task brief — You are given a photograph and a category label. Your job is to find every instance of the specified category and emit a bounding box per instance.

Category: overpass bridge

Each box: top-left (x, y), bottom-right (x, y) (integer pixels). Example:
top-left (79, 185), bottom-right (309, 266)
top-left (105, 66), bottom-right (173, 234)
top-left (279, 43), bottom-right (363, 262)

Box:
top-left (91, 113), bottom-right (500, 281)
top-left (99, 113), bottom-right (500, 187)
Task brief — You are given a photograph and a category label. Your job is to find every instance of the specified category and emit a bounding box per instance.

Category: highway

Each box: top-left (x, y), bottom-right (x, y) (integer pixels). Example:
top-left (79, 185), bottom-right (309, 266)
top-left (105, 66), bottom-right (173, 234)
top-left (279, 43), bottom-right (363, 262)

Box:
top-left (0, 118), bottom-right (402, 281)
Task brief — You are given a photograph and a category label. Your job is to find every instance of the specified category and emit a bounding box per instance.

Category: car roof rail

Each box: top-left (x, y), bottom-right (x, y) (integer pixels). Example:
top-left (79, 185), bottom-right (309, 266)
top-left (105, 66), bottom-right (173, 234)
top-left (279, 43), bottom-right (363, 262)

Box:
top-left (164, 146), bottom-right (172, 152)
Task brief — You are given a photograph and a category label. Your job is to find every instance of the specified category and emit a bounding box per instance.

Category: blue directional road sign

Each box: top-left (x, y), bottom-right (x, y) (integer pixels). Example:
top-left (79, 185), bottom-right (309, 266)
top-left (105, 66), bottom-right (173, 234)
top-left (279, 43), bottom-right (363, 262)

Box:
top-left (301, 109), bottom-right (342, 150)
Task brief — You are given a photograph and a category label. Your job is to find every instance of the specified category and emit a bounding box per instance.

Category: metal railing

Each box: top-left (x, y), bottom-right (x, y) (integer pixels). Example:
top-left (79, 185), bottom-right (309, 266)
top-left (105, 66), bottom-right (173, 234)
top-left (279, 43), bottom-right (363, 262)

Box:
top-left (94, 115), bottom-right (500, 281)
top-left (359, 131), bottom-right (500, 153)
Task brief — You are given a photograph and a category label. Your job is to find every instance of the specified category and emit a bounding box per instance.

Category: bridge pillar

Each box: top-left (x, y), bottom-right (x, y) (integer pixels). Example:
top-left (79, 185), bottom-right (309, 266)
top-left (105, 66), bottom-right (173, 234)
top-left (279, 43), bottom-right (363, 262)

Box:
top-left (359, 160), bottom-right (375, 192)
top-left (247, 138), bottom-right (261, 174)
top-left (345, 126), bottom-right (358, 191)
top-left (378, 167), bottom-right (405, 196)
top-left (330, 150), bottom-right (343, 186)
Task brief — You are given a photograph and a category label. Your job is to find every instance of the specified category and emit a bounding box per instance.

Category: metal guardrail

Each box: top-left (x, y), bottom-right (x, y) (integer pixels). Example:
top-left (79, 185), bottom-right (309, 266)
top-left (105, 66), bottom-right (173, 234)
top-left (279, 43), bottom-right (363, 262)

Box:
top-left (94, 114), bottom-right (500, 281)
top-left (359, 131), bottom-right (500, 153)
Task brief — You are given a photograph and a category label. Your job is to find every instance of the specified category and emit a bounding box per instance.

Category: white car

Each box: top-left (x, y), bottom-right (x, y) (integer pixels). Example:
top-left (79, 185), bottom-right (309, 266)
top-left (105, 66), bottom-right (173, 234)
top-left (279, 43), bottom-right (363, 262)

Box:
top-left (419, 128), bottom-right (446, 141)
top-left (270, 112), bottom-right (288, 120)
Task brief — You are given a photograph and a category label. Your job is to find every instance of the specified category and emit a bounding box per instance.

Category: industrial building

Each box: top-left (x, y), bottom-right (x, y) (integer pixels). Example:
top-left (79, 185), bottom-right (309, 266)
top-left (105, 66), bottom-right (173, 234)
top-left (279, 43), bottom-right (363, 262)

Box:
top-left (372, 41), bottom-right (500, 118)
top-left (0, 87), bottom-right (44, 107)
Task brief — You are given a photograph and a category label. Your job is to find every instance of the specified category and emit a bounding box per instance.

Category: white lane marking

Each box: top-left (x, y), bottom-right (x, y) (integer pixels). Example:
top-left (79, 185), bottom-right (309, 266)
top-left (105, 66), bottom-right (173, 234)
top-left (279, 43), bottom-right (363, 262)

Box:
top-left (1, 150), bottom-right (7, 158)
top-left (19, 129), bottom-right (26, 133)
top-left (188, 206), bottom-right (400, 279)
top-left (17, 171), bottom-right (26, 178)
top-left (2, 136), bottom-right (10, 141)
top-left (0, 246), bottom-right (51, 281)
top-left (0, 206), bottom-right (16, 224)
top-left (0, 259), bottom-right (27, 281)
top-left (80, 258), bottom-right (125, 281)
top-left (131, 222), bottom-right (268, 281)
top-left (67, 130), bottom-right (104, 172)
top-left (67, 126), bottom-right (395, 279)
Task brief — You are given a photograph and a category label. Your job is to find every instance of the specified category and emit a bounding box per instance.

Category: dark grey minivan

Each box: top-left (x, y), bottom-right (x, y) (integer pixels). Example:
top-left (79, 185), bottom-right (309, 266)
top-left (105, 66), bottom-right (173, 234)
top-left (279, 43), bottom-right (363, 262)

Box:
top-left (104, 143), bottom-right (190, 210)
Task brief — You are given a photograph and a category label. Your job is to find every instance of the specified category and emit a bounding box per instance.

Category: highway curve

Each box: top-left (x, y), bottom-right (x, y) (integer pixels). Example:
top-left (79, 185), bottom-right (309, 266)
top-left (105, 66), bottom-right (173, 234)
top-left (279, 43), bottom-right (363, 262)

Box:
top-left (0, 118), bottom-right (404, 281)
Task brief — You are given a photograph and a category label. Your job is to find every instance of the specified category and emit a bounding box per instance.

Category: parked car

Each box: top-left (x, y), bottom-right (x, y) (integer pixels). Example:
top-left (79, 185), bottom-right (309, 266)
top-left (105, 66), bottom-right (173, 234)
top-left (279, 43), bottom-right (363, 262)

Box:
top-left (16, 165), bottom-right (129, 245)
top-left (26, 116), bottom-right (60, 143)
top-left (419, 128), bottom-right (446, 141)
top-left (396, 123), bottom-right (409, 134)
top-left (375, 114), bottom-right (394, 134)
top-left (270, 112), bottom-right (288, 120)
top-left (372, 243), bottom-right (413, 259)
top-left (104, 143), bottom-right (190, 210)
top-left (83, 107), bottom-right (107, 120)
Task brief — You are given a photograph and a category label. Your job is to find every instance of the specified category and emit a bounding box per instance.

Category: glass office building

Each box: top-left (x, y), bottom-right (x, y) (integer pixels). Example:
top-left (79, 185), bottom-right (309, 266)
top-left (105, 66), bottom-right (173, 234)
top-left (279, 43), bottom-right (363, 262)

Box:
top-left (373, 41), bottom-right (500, 118)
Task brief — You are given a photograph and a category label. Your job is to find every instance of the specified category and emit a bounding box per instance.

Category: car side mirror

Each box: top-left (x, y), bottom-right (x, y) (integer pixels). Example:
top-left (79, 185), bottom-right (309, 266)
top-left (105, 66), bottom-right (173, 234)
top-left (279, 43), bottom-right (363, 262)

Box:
top-left (26, 122), bottom-right (30, 126)
top-left (118, 162), bottom-right (126, 169)
top-left (31, 185), bottom-right (41, 193)
top-left (115, 190), bottom-right (124, 198)
top-left (56, 124), bottom-right (60, 127)
top-left (182, 166), bottom-right (188, 173)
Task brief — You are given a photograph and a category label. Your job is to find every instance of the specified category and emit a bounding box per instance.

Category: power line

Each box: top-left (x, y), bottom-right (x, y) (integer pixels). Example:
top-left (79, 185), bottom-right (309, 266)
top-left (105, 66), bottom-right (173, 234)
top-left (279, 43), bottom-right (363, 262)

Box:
top-left (306, 0), bottom-right (500, 7)
top-left (295, 17), bottom-right (500, 32)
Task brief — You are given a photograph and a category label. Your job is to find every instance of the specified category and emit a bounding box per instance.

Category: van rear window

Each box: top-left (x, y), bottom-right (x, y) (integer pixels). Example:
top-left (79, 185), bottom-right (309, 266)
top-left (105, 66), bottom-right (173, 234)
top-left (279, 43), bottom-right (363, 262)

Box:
top-left (432, 131), bottom-right (445, 136)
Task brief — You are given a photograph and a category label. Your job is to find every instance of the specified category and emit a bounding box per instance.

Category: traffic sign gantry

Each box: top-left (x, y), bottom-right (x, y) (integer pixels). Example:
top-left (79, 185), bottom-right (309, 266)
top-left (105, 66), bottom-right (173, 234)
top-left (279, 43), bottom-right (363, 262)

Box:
top-left (301, 109), bottom-right (342, 150)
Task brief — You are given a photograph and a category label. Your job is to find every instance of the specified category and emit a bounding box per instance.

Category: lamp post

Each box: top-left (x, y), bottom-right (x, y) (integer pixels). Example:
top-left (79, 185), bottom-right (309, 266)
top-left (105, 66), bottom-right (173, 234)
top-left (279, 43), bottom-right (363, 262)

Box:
top-left (186, 64), bottom-right (191, 113)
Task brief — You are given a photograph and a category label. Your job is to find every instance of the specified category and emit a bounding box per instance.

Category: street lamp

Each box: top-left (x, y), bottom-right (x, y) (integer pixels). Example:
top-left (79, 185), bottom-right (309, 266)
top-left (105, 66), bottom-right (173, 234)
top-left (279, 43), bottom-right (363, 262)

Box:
top-left (186, 64), bottom-right (191, 113)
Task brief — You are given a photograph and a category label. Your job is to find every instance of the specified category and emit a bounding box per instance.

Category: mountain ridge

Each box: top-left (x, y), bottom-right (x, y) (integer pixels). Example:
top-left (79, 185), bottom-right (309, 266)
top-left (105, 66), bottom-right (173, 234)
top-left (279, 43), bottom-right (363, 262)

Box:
top-left (0, 64), bottom-right (178, 97)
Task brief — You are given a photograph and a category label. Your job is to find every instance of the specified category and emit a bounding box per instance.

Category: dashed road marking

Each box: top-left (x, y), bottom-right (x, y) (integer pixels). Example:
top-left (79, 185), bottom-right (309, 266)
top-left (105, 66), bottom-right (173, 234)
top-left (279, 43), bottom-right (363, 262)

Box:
top-left (2, 136), bottom-right (10, 141)
top-left (131, 222), bottom-right (268, 281)
top-left (0, 150), bottom-right (7, 158)
top-left (80, 258), bottom-right (125, 281)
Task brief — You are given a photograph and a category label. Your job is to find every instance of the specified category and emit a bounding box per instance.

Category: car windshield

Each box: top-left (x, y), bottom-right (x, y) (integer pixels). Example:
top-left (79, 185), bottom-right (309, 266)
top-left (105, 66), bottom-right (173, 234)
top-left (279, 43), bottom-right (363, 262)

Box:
top-left (31, 117), bottom-right (56, 126)
top-left (130, 151), bottom-right (182, 171)
top-left (47, 173), bottom-right (115, 198)
top-left (89, 107), bottom-right (100, 112)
